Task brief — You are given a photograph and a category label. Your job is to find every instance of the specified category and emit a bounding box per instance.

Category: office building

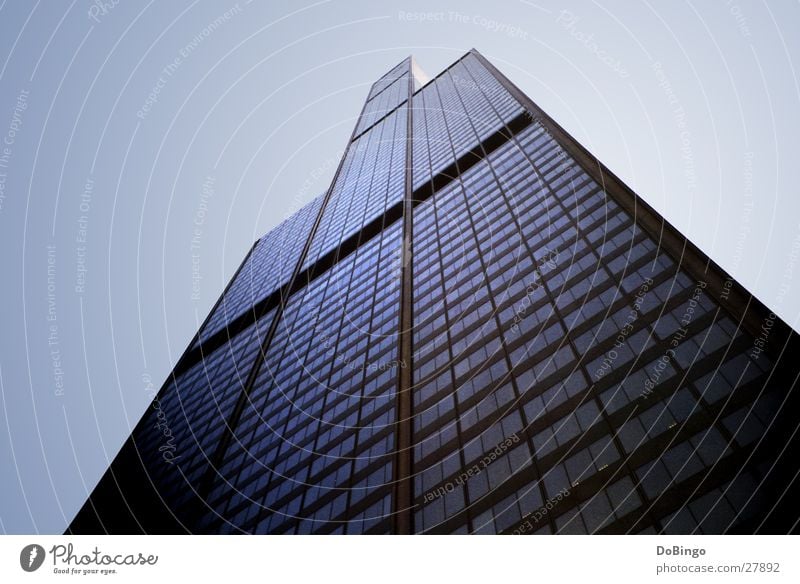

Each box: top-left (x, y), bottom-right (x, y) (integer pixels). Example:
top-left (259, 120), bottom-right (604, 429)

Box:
top-left (68, 50), bottom-right (800, 535)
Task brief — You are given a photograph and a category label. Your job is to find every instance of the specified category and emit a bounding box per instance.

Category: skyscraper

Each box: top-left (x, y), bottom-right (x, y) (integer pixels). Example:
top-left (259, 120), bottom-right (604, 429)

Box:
top-left (68, 50), bottom-right (800, 535)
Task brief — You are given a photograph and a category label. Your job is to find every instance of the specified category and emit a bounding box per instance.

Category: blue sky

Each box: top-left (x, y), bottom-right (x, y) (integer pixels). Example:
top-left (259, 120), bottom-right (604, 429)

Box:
top-left (0, 0), bottom-right (798, 534)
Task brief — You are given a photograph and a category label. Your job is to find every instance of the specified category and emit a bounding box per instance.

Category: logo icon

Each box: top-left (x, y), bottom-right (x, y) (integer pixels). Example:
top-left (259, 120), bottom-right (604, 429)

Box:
top-left (20, 544), bottom-right (45, 572)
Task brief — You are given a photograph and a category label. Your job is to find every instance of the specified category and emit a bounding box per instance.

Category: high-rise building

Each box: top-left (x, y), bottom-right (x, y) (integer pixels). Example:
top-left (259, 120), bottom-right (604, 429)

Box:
top-left (68, 50), bottom-right (800, 535)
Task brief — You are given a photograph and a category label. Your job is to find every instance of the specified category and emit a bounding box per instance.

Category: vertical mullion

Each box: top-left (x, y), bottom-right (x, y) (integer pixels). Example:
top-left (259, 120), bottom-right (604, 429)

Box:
top-left (392, 59), bottom-right (415, 534)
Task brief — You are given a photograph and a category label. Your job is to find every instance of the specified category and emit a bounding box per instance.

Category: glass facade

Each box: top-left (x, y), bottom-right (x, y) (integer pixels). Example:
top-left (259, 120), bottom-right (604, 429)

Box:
top-left (203, 220), bottom-right (402, 534)
top-left (69, 50), bottom-right (800, 535)
top-left (196, 195), bottom-right (323, 345)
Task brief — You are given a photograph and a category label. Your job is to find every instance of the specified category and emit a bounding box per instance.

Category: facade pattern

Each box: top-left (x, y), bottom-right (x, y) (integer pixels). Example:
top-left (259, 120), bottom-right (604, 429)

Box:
top-left (69, 50), bottom-right (800, 535)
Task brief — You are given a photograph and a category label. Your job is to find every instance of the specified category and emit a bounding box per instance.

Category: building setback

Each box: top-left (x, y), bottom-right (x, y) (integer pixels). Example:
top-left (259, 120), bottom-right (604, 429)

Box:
top-left (69, 50), bottom-right (800, 535)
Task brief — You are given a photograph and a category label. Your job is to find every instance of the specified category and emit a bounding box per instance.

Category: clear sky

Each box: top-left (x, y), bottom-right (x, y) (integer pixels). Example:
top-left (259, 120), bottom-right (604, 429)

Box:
top-left (1, 0), bottom-right (799, 534)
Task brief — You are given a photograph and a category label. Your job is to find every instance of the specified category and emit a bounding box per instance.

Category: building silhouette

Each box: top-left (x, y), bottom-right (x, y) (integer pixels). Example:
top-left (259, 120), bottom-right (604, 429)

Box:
top-left (68, 50), bottom-right (800, 535)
